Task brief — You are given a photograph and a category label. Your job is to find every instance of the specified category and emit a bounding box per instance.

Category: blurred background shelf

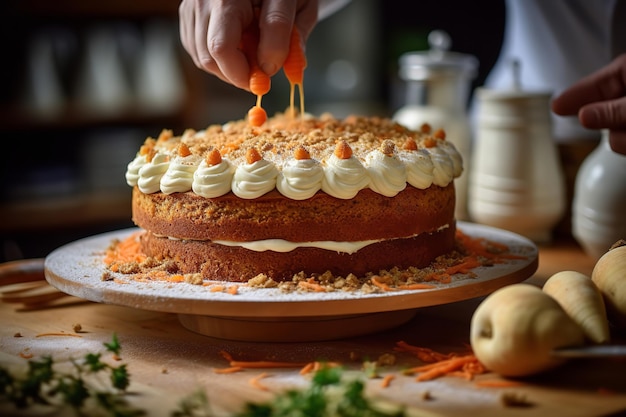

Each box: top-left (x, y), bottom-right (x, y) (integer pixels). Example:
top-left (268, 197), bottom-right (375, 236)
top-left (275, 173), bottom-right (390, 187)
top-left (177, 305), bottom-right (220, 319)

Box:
top-left (1, 0), bottom-right (505, 262)
top-left (15, 0), bottom-right (182, 18)
top-left (0, 191), bottom-right (131, 233)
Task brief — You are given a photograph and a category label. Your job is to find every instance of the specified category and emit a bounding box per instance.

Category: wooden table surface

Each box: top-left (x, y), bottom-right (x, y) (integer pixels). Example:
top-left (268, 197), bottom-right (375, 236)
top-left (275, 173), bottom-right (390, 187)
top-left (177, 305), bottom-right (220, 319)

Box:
top-left (1, 239), bottom-right (626, 417)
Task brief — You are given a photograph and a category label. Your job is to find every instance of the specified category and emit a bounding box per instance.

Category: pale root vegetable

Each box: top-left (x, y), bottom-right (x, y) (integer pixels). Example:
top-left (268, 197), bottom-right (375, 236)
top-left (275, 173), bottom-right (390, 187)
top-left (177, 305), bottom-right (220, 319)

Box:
top-left (470, 284), bottom-right (585, 377)
top-left (591, 240), bottom-right (626, 329)
top-left (542, 270), bottom-right (610, 344)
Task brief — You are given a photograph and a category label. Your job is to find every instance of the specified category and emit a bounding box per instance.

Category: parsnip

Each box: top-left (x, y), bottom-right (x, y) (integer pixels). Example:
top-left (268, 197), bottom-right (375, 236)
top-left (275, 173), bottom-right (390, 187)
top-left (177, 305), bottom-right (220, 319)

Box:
top-left (542, 270), bottom-right (610, 344)
top-left (470, 284), bottom-right (585, 377)
top-left (591, 240), bottom-right (626, 329)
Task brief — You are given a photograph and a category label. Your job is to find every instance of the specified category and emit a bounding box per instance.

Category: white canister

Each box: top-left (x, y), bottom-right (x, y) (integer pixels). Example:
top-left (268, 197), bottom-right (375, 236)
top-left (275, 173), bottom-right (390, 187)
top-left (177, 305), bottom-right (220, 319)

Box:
top-left (468, 88), bottom-right (566, 243)
top-left (572, 130), bottom-right (626, 260)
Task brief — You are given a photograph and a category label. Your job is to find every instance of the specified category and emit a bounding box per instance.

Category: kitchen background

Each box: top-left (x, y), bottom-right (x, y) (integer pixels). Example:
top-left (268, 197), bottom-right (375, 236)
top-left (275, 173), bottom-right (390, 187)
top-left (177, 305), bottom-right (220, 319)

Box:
top-left (0, 0), bottom-right (505, 262)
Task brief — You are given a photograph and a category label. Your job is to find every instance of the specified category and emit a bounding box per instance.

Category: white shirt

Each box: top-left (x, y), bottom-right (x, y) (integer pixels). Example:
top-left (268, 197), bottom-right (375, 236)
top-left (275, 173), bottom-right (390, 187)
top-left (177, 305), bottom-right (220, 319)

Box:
top-left (484, 0), bottom-right (618, 142)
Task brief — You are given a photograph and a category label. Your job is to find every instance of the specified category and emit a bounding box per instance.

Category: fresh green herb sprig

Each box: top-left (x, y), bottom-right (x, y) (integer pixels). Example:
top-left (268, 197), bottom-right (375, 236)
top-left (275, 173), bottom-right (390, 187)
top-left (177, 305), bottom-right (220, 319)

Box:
top-left (2, 337), bottom-right (406, 417)
top-left (0, 334), bottom-right (143, 417)
top-left (235, 365), bottom-right (406, 417)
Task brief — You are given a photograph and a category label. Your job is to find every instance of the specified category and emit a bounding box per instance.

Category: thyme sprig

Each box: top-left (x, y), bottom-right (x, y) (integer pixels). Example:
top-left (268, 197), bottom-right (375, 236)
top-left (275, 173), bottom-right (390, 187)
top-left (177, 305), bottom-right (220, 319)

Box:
top-left (2, 336), bottom-right (406, 417)
top-left (0, 334), bottom-right (143, 417)
top-left (235, 365), bottom-right (406, 417)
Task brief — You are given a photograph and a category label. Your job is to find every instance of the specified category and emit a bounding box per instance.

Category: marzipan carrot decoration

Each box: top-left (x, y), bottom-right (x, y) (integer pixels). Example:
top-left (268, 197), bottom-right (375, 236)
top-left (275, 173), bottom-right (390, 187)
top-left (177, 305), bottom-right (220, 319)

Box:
top-left (241, 14), bottom-right (270, 126)
top-left (283, 27), bottom-right (307, 118)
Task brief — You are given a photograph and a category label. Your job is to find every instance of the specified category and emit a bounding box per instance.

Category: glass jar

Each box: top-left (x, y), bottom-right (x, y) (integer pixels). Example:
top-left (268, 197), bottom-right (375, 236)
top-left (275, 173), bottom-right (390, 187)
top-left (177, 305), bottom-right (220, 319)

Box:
top-left (393, 30), bottom-right (478, 220)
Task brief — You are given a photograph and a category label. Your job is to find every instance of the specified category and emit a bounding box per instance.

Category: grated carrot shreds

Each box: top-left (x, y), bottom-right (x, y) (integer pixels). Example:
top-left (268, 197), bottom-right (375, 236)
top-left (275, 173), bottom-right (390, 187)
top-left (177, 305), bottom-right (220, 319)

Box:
top-left (463, 358), bottom-right (488, 375)
top-left (396, 283), bottom-right (436, 290)
top-left (455, 230), bottom-right (526, 261)
top-left (213, 366), bottom-right (244, 374)
top-left (229, 360), bottom-right (309, 369)
top-left (475, 379), bottom-right (524, 388)
top-left (249, 372), bottom-right (271, 391)
top-left (210, 285), bottom-right (224, 293)
top-left (299, 362), bottom-right (316, 375)
top-left (381, 374), bottom-right (396, 388)
top-left (104, 233), bottom-right (146, 266)
top-left (447, 370), bottom-right (474, 381)
top-left (371, 276), bottom-right (395, 292)
top-left (394, 341), bottom-right (455, 363)
top-left (298, 280), bottom-right (326, 292)
top-left (414, 355), bottom-right (479, 381)
top-left (395, 342), bottom-right (488, 382)
top-left (168, 274), bottom-right (185, 283)
top-left (219, 350), bottom-right (234, 362)
top-left (301, 361), bottom-right (342, 374)
top-left (422, 272), bottom-right (452, 284)
top-left (220, 143), bottom-right (240, 154)
top-left (445, 257), bottom-right (482, 275)
top-left (19, 351), bottom-right (34, 359)
top-left (227, 285), bottom-right (239, 295)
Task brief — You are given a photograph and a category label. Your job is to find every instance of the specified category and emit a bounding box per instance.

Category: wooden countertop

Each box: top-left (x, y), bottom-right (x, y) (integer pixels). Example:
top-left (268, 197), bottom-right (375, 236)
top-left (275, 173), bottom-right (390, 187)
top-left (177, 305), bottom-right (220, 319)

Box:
top-left (1, 239), bottom-right (625, 417)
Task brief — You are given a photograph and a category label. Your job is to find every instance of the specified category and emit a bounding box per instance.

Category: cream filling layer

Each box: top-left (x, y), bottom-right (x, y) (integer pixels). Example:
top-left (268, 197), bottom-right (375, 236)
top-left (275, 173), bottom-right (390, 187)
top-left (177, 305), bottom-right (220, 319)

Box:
top-left (157, 224), bottom-right (450, 254)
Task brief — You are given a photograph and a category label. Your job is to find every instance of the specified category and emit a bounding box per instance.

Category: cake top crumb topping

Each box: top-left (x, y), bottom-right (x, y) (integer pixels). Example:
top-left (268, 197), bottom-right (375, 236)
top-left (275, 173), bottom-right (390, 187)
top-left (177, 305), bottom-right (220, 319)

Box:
top-left (145, 112), bottom-right (456, 167)
top-left (182, 112), bottom-right (434, 161)
top-left (125, 112), bottom-right (463, 200)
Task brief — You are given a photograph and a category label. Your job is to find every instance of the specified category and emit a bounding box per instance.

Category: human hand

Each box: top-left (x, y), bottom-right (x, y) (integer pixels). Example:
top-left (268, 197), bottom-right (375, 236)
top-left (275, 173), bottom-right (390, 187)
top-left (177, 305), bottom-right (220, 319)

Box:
top-left (552, 54), bottom-right (626, 155)
top-left (179, 0), bottom-right (319, 91)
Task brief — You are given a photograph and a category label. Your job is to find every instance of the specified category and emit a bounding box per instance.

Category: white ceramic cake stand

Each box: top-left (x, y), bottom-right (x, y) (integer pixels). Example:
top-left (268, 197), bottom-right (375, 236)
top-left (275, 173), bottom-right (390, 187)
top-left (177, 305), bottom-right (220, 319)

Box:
top-left (44, 222), bottom-right (538, 342)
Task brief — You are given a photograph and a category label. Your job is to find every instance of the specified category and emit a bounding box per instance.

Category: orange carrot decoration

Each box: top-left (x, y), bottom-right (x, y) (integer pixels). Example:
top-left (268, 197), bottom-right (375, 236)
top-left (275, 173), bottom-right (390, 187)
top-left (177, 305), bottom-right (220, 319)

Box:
top-left (206, 148), bottom-right (222, 166)
top-left (248, 105), bottom-right (267, 127)
top-left (240, 12), bottom-right (271, 126)
top-left (283, 27), bottom-right (307, 118)
top-left (177, 143), bottom-right (191, 157)
top-left (249, 66), bottom-right (271, 97)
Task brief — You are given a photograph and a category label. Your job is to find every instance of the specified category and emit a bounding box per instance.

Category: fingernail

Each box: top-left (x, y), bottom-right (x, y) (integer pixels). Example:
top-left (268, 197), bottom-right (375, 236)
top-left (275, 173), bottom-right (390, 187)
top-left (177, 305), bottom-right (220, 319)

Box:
top-left (580, 107), bottom-right (601, 127)
top-left (261, 62), bottom-right (277, 76)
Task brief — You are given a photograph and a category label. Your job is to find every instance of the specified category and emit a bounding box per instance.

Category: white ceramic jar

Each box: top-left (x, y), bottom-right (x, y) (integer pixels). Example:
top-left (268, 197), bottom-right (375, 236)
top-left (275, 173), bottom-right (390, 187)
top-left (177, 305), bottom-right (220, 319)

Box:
top-left (572, 130), bottom-right (626, 260)
top-left (468, 87), bottom-right (566, 243)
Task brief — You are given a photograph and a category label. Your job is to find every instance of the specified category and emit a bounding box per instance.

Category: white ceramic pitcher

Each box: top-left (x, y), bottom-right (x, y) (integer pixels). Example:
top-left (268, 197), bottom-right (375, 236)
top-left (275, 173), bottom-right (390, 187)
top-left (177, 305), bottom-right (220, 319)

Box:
top-left (468, 87), bottom-right (566, 243)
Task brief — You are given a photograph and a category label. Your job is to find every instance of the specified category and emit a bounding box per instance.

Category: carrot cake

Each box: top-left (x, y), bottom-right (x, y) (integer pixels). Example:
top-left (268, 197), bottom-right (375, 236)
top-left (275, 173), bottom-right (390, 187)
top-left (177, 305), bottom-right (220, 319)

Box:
top-left (125, 112), bottom-right (462, 282)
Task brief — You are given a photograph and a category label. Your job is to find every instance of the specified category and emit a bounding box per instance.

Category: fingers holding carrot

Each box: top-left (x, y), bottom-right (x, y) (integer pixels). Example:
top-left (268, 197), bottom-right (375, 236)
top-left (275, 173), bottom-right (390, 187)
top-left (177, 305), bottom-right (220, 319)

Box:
top-left (179, 0), bottom-right (319, 91)
top-left (255, 0), bottom-right (318, 77)
top-left (180, 0), bottom-right (257, 89)
top-left (241, 11), bottom-right (271, 126)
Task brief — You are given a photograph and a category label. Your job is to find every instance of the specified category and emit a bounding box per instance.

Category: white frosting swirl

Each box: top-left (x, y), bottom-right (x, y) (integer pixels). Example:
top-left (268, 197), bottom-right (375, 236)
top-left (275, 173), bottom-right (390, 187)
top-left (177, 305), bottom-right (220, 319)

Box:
top-left (192, 158), bottom-right (235, 198)
top-left (276, 158), bottom-right (324, 200)
top-left (321, 154), bottom-right (370, 199)
top-left (125, 154), bottom-right (147, 187)
top-left (137, 153), bottom-right (170, 194)
top-left (125, 116), bottom-right (465, 199)
top-left (365, 149), bottom-right (407, 197)
top-left (232, 159), bottom-right (279, 199)
top-left (438, 140), bottom-right (463, 177)
top-left (160, 155), bottom-right (200, 194)
top-left (402, 149), bottom-right (435, 189)
top-left (426, 147), bottom-right (455, 187)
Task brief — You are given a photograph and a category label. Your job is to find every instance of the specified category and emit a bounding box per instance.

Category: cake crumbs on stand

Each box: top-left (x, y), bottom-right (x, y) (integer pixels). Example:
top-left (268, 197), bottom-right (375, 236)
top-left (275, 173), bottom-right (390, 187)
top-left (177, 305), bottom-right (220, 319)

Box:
top-left (101, 230), bottom-right (525, 294)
